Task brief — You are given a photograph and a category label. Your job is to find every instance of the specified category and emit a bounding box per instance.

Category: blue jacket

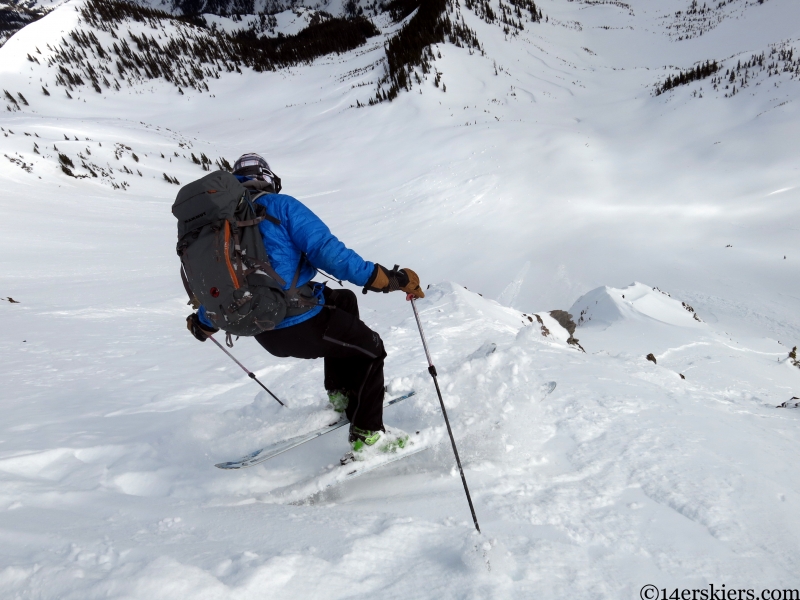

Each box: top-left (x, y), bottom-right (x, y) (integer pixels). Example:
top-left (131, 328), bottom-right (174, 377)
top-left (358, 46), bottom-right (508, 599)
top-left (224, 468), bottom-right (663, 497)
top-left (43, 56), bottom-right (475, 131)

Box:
top-left (198, 184), bottom-right (374, 330)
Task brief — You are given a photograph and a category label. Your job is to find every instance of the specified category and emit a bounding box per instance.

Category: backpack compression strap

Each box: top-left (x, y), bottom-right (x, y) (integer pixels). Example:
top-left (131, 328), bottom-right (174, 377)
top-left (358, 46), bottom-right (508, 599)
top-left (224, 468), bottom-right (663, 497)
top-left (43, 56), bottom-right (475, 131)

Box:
top-left (285, 253), bottom-right (321, 309)
top-left (230, 206), bottom-right (319, 310)
top-left (180, 265), bottom-right (199, 308)
top-left (229, 209), bottom-right (287, 286)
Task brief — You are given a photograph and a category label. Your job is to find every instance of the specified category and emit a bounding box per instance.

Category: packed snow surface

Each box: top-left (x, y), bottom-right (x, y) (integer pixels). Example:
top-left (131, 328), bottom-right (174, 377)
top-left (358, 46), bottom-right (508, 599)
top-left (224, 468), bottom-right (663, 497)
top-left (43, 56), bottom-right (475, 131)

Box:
top-left (1, 0), bottom-right (799, 597)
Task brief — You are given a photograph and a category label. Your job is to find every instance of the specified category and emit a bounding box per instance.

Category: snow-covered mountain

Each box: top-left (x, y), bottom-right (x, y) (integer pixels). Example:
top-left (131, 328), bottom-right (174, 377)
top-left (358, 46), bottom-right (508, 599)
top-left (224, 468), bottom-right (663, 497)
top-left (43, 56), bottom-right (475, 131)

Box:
top-left (1, 0), bottom-right (799, 597)
top-left (0, 0), bottom-right (378, 51)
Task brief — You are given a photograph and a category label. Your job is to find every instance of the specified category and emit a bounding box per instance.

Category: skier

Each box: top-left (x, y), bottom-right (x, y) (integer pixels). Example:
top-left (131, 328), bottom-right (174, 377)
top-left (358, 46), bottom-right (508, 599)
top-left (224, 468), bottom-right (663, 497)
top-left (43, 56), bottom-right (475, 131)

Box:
top-left (184, 153), bottom-right (425, 455)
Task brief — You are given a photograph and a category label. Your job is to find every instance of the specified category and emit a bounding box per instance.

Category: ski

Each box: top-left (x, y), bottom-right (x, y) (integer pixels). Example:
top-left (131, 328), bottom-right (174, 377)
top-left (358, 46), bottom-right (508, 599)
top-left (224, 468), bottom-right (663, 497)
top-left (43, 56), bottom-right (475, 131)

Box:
top-left (215, 390), bottom-right (416, 470)
top-left (289, 380), bottom-right (585, 504)
top-left (306, 382), bottom-right (550, 494)
top-left (284, 428), bottom-right (444, 502)
top-left (540, 381), bottom-right (557, 398)
top-left (339, 439), bottom-right (433, 482)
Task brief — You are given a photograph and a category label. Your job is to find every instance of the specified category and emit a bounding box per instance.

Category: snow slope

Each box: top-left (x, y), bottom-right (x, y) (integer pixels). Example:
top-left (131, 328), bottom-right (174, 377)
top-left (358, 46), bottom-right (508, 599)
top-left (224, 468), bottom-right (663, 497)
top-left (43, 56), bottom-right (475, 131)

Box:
top-left (1, 0), bottom-right (800, 597)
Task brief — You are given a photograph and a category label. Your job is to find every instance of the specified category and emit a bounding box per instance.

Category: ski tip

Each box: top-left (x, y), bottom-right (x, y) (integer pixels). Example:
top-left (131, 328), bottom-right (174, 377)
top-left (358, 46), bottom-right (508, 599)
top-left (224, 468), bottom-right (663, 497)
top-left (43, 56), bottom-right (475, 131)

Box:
top-left (385, 390), bottom-right (416, 406)
top-left (540, 381), bottom-right (557, 398)
top-left (215, 447), bottom-right (265, 469)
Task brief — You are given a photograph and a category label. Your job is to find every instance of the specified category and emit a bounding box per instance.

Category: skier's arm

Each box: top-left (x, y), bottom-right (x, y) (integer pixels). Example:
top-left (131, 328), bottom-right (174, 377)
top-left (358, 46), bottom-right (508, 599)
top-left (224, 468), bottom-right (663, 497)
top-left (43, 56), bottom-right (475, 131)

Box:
top-left (197, 305), bottom-right (216, 329)
top-left (282, 197), bottom-right (375, 286)
top-left (273, 195), bottom-right (424, 297)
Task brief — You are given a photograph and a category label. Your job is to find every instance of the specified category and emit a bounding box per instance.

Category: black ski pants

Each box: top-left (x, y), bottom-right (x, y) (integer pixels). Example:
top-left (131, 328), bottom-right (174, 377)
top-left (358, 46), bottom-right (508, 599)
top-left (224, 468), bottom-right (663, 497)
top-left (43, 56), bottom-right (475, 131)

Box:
top-left (254, 287), bottom-right (386, 432)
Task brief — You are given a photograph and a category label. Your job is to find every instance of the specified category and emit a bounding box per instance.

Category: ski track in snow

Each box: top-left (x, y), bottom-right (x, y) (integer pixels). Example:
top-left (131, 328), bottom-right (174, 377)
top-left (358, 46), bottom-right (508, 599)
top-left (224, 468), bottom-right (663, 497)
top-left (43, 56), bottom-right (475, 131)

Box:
top-left (1, 0), bottom-right (800, 597)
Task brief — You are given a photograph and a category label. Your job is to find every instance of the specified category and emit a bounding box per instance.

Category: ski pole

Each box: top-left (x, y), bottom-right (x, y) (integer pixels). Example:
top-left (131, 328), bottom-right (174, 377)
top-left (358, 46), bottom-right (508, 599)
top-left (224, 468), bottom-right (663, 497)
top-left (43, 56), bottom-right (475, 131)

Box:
top-left (208, 334), bottom-right (286, 407)
top-left (408, 295), bottom-right (481, 533)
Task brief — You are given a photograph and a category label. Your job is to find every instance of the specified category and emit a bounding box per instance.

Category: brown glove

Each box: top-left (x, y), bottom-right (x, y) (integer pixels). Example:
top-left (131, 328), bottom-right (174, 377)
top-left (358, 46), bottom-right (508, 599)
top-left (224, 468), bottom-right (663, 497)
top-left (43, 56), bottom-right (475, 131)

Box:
top-left (363, 264), bottom-right (425, 299)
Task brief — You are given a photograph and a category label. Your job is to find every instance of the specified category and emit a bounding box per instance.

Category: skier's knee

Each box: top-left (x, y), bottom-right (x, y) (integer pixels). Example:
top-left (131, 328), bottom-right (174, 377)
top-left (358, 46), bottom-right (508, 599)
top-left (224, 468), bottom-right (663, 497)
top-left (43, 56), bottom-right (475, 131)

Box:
top-left (372, 331), bottom-right (386, 359)
top-left (329, 288), bottom-right (359, 316)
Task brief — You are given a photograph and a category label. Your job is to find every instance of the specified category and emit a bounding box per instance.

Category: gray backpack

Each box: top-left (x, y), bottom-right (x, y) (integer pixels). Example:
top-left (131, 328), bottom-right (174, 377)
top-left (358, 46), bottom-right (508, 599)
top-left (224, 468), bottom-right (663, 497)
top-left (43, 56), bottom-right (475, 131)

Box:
top-left (172, 170), bottom-right (315, 336)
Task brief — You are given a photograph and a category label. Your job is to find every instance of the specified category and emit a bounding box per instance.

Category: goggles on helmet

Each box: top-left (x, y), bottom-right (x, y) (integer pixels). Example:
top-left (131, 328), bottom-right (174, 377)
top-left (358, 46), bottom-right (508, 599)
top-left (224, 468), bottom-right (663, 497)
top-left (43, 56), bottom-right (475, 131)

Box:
top-left (233, 153), bottom-right (282, 193)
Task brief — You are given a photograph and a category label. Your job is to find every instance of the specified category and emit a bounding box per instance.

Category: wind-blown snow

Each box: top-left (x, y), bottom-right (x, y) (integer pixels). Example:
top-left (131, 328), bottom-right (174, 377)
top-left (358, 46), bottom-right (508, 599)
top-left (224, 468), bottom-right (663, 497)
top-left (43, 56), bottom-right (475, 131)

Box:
top-left (1, 0), bottom-right (799, 597)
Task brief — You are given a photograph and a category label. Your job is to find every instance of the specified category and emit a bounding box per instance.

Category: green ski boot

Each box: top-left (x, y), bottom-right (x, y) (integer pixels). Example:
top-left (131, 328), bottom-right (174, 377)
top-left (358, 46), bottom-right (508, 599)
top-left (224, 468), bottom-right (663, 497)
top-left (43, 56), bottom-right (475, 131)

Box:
top-left (327, 390), bottom-right (349, 413)
top-left (346, 426), bottom-right (410, 462)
